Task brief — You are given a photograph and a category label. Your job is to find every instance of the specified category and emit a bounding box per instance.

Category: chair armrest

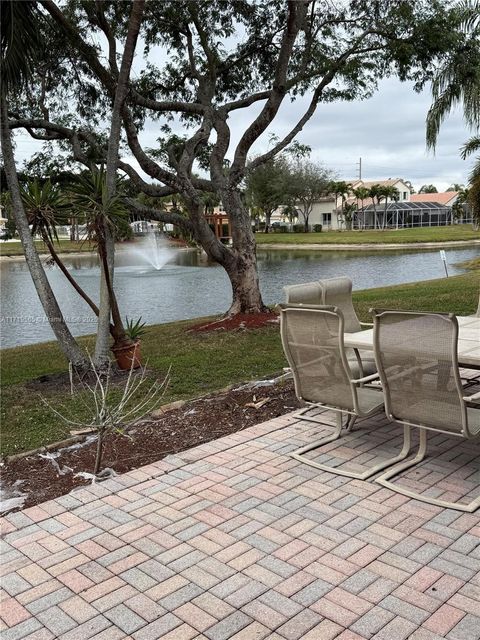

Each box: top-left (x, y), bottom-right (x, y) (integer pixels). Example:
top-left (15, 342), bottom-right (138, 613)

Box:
top-left (351, 372), bottom-right (380, 385)
top-left (360, 322), bottom-right (374, 327)
top-left (464, 390), bottom-right (480, 402)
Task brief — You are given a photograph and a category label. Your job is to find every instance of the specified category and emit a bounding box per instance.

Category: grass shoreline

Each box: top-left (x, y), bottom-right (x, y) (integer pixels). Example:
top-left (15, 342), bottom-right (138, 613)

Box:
top-left (255, 226), bottom-right (480, 245)
top-left (1, 226), bottom-right (479, 257)
top-left (1, 271), bottom-right (479, 457)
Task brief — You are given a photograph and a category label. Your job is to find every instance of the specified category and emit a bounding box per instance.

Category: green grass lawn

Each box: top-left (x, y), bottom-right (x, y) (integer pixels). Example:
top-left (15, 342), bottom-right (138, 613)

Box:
top-left (1, 271), bottom-right (479, 457)
top-left (0, 239), bottom-right (96, 256)
top-left (256, 226), bottom-right (480, 245)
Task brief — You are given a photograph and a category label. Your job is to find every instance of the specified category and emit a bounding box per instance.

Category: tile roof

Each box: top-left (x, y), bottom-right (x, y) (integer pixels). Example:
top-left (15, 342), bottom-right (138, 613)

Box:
top-left (410, 192), bottom-right (458, 205)
top-left (349, 178), bottom-right (410, 189)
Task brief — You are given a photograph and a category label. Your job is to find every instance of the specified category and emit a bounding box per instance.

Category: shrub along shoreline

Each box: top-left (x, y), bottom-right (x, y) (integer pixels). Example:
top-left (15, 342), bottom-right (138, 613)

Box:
top-left (1, 271), bottom-right (478, 457)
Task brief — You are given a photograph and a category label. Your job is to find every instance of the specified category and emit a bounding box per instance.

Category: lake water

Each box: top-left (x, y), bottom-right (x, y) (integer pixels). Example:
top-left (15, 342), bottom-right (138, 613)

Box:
top-left (1, 245), bottom-right (478, 348)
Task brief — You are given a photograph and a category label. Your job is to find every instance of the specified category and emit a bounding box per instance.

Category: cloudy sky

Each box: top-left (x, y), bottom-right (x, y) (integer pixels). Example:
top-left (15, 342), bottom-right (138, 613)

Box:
top-left (14, 68), bottom-right (474, 194)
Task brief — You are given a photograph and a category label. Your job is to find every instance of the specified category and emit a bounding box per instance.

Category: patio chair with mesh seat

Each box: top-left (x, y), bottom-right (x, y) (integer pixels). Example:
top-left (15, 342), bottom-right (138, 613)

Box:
top-left (371, 309), bottom-right (480, 512)
top-left (284, 277), bottom-right (376, 377)
top-left (280, 304), bottom-right (413, 479)
top-left (284, 281), bottom-right (323, 305)
top-left (319, 276), bottom-right (376, 376)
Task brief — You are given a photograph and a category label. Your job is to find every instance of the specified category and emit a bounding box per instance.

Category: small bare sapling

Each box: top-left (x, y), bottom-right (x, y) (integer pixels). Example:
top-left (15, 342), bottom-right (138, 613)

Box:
top-left (41, 355), bottom-right (169, 476)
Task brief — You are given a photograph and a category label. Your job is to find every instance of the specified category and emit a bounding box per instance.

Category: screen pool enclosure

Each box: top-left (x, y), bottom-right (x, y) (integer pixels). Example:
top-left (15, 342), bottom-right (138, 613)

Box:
top-left (354, 201), bottom-right (471, 229)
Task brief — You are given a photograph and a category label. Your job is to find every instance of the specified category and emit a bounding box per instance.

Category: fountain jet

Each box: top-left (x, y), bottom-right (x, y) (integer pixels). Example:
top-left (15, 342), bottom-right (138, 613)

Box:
top-left (127, 232), bottom-right (178, 270)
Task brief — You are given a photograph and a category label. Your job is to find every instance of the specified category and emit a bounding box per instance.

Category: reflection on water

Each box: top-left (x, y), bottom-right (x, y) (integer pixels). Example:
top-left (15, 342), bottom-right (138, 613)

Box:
top-left (1, 245), bottom-right (478, 347)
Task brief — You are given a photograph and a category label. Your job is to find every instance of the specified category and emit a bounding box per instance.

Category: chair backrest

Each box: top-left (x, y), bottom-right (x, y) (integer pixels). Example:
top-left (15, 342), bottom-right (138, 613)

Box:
top-left (319, 277), bottom-right (361, 333)
top-left (372, 310), bottom-right (469, 436)
top-left (284, 281), bottom-right (323, 305)
top-left (280, 304), bottom-right (357, 411)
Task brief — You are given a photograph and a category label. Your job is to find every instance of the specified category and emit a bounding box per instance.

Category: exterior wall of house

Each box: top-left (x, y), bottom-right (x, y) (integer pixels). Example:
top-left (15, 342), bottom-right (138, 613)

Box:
top-left (394, 181), bottom-right (412, 201)
top-left (308, 200), bottom-right (341, 230)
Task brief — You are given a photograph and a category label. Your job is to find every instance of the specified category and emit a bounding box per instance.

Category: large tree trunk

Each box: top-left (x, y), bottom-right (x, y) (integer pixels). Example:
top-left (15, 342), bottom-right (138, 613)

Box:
top-left (0, 94), bottom-right (88, 370)
top-left (223, 251), bottom-right (267, 315)
top-left (184, 195), bottom-right (267, 315)
top-left (220, 190), bottom-right (268, 315)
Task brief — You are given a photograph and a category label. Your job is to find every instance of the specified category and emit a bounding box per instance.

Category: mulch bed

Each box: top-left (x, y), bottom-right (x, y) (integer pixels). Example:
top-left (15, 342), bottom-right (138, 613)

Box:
top-left (189, 311), bottom-right (279, 333)
top-left (0, 380), bottom-right (299, 511)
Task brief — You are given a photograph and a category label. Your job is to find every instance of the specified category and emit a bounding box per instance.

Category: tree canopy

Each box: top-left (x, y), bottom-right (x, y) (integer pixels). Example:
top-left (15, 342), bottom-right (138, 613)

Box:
top-left (6, 0), bottom-right (478, 311)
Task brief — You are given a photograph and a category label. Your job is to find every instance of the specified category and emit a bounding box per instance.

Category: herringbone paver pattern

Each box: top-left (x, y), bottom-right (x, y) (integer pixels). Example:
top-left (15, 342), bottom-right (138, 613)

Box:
top-left (1, 398), bottom-right (479, 640)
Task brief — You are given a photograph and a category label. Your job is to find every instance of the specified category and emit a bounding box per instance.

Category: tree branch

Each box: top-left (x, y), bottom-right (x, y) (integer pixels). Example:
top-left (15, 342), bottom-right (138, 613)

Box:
top-left (42, 0), bottom-right (205, 116)
top-left (126, 199), bottom-right (194, 232)
top-left (93, 1), bottom-right (119, 75)
top-left (229, 0), bottom-right (309, 184)
top-left (121, 106), bottom-right (181, 189)
top-left (246, 30), bottom-right (376, 174)
top-left (118, 161), bottom-right (175, 197)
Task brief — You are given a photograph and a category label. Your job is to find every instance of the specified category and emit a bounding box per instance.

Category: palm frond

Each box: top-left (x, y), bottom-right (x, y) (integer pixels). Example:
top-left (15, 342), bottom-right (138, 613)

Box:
top-left (0, 1), bottom-right (44, 93)
top-left (461, 136), bottom-right (480, 160)
top-left (426, 0), bottom-right (480, 150)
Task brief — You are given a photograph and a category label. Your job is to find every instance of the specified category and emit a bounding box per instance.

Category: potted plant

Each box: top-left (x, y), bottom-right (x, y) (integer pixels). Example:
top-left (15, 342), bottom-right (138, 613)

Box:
top-left (112, 317), bottom-right (147, 370)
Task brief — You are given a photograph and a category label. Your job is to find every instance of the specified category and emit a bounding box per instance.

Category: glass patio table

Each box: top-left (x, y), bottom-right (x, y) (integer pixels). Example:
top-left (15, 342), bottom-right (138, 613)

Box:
top-left (345, 316), bottom-right (480, 368)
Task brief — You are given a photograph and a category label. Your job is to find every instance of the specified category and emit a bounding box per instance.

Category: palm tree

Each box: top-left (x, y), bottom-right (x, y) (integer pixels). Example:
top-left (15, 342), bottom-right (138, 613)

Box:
top-left (342, 202), bottom-right (357, 231)
top-left (426, 1), bottom-right (480, 150)
top-left (352, 186), bottom-right (370, 229)
top-left (20, 179), bottom-right (101, 318)
top-left (0, 1), bottom-right (88, 370)
top-left (329, 181), bottom-right (351, 230)
top-left (378, 186), bottom-right (400, 229)
top-left (426, 1), bottom-right (480, 231)
top-left (418, 184), bottom-right (438, 193)
top-left (368, 184), bottom-right (383, 229)
top-left (461, 136), bottom-right (480, 228)
top-left (69, 168), bottom-right (133, 346)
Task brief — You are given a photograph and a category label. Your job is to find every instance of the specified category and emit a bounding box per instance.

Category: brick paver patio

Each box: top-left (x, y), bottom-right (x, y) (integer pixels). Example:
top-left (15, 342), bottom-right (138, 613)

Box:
top-left (1, 404), bottom-right (479, 640)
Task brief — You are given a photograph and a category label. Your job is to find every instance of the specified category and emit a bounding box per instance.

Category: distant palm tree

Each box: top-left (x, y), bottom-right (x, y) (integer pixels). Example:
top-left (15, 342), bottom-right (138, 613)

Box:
top-left (329, 181), bottom-right (351, 229)
top-left (452, 187), bottom-right (470, 222)
top-left (386, 186), bottom-right (400, 228)
top-left (342, 202), bottom-right (357, 231)
top-left (368, 184), bottom-right (383, 229)
top-left (352, 186), bottom-right (370, 229)
top-left (377, 186), bottom-right (399, 229)
top-left (418, 184), bottom-right (438, 193)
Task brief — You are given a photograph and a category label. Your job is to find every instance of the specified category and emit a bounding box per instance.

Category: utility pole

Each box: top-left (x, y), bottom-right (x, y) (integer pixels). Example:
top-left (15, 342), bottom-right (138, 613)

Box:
top-left (356, 157), bottom-right (362, 180)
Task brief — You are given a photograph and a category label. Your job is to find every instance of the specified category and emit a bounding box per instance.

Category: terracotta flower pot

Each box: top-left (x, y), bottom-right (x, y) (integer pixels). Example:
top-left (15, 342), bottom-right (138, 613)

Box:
top-left (112, 341), bottom-right (142, 370)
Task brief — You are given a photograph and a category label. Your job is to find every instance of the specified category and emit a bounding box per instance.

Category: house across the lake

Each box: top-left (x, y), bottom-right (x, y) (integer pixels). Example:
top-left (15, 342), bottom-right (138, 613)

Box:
top-left (292, 178), bottom-right (413, 230)
top-left (272, 180), bottom-right (472, 231)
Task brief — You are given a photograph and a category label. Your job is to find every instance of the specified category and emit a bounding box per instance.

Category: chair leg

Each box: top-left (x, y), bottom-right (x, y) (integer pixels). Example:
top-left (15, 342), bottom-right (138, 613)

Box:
top-left (290, 415), bottom-right (413, 480)
top-left (293, 405), bottom-right (347, 427)
top-left (375, 429), bottom-right (480, 512)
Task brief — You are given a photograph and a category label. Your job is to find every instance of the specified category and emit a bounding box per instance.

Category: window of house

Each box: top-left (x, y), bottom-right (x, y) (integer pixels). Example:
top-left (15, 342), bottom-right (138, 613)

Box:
top-left (403, 191), bottom-right (408, 200)
top-left (322, 213), bottom-right (332, 224)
